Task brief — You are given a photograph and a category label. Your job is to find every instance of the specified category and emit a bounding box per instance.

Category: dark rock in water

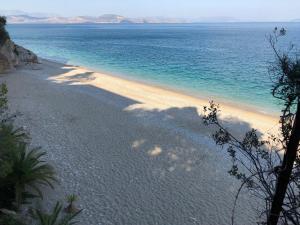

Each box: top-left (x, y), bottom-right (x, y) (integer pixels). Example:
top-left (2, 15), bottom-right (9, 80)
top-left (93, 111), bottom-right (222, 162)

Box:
top-left (0, 39), bottom-right (38, 73)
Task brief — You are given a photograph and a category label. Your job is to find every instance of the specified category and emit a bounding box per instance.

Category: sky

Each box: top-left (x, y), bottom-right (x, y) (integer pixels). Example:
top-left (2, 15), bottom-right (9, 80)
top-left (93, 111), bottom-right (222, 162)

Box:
top-left (1, 0), bottom-right (300, 21)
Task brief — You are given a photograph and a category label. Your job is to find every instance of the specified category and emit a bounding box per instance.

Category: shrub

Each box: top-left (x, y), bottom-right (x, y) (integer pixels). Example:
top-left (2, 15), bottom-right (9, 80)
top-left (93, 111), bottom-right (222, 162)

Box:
top-left (203, 28), bottom-right (300, 225)
top-left (0, 16), bottom-right (10, 46)
top-left (0, 82), bottom-right (81, 223)
top-left (0, 124), bottom-right (28, 177)
top-left (0, 83), bottom-right (57, 209)
top-left (65, 194), bottom-right (79, 214)
top-left (0, 214), bottom-right (25, 225)
top-left (0, 16), bottom-right (7, 26)
top-left (32, 202), bottom-right (82, 225)
top-left (0, 84), bottom-right (23, 209)
top-left (0, 83), bottom-right (8, 115)
top-left (8, 145), bottom-right (57, 208)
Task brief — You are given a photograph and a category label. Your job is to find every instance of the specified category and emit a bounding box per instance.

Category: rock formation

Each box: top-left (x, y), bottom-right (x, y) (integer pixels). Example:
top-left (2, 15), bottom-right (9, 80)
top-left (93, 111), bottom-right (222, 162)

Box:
top-left (0, 39), bottom-right (38, 73)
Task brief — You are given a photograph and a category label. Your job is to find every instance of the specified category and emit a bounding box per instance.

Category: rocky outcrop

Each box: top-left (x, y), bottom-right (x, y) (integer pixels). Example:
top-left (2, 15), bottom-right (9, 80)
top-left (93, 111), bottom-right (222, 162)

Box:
top-left (0, 53), bottom-right (10, 72)
top-left (0, 39), bottom-right (38, 73)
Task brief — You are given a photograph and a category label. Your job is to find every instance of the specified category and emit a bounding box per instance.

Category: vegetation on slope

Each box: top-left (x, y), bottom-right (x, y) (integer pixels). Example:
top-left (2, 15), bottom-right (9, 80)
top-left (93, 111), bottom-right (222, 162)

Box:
top-left (0, 16), bottom-right (10, 46)
top-left (0, 83), bottom-right (82, 224)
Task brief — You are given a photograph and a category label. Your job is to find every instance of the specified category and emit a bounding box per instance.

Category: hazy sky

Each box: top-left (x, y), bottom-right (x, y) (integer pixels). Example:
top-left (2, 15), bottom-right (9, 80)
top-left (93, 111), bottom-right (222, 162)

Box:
top-left (2, 0), bottom-right (300, 21)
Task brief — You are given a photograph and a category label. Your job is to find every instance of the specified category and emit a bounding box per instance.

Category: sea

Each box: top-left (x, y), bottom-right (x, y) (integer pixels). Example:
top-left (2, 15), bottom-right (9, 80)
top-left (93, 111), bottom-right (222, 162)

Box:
top-left (7, 23), bottom-right (300, 114)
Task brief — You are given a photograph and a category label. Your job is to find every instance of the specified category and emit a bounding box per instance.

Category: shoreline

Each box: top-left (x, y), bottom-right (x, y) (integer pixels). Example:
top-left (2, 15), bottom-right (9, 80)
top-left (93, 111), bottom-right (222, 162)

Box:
top-left (85, 64), bottom-right (280, 117)
top-left (42, 57), bottom-right (280, 118)
top-left (39, 58), bottom-right (279, 135)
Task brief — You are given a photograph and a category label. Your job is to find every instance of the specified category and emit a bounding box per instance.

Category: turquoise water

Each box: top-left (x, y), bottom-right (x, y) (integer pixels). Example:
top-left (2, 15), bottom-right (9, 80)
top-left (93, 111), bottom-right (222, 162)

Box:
top-left (7, 23), bottom-right (300, 114)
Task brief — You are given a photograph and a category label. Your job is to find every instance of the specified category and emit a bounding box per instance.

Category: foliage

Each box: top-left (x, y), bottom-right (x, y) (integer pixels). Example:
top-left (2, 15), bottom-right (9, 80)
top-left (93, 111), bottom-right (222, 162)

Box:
top-left (0, 84), bottom-right (21, 208)
top-left (0, 214), bottom-right (25, 225)
top-left (267, 27), bottom-right (300, 225)
top-left (203, 28), bottom-right (300, 225)
top-left (66, 195), bottom-right (78, 205)
top-left (7, 146), bottom-right (57, 208)
top-left (0, 16), bottom-right (7, 26)
top-left (0, 83), bottom-right (8, 116)
top-left (0, 83), bottom-right (56, 210)
top-left (65, 194), bottom-right (79, 214)
top-left (0, 82), bottom-right (80, 224)
top-left (0, 124), bottom-right (28, 176)
top-left (0, 16), bottom-right (10, 46)
top-left (0, 123), bottom-right (28, 209)
top-left (32, 202), bottom-right (82, 225)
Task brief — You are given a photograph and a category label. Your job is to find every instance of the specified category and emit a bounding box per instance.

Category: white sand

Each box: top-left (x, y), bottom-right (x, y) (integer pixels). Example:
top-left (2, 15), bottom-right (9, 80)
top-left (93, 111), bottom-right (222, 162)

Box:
top-left (0, 59), bottom-right (279, 225)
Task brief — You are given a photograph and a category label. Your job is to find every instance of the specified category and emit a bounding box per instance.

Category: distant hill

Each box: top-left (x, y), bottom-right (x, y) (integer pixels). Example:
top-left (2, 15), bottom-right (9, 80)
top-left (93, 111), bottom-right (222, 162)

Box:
top-left (4, 13), bottom-right (188, 24)
top-left (1, 10), bottom-right (245, 24)
top-left (291, 19), bottom-right (300, 22)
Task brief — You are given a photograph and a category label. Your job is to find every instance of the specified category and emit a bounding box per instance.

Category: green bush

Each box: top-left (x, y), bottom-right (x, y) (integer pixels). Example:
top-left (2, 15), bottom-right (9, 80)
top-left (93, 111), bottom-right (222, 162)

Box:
top-left (0, 83), bottom-right (57, 209)
top-left (32, 202), bottom-right (82, 225)
top-left (0, 84), bottom-right (18, 209)
top-left (0, 16), bottom-right (7, 26)
top-left (0, 183), bottom-right (15, 209)
top-left (0, 84), bottom-right (80, 223)
top-left (0, 124), bottom-right (28, 177)
top-left (0, 16), bottom-right (10, 46)
top-left (0, 83), bottom-right (8, 114)
top-left (0, 124), bottom-right (57, 210)
top-left (0, 214), bottom-right (25, 225)
top-left (9, 145), bottom-right (57, 208)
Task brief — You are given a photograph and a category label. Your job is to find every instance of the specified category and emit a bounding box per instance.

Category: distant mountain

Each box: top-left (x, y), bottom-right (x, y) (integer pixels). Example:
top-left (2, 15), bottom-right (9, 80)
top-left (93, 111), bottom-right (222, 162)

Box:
top-left (2, 11), bottom-right (242, 24)
top-left (291, 19), bottom-right (300, 22)
top-left (4, 13), bottom-right (189, 24)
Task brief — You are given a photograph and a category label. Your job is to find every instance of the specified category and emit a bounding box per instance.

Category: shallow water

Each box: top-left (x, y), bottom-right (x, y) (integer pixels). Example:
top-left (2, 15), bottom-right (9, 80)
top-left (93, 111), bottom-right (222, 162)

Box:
top-left (7, 22), bottom-right (300, 113)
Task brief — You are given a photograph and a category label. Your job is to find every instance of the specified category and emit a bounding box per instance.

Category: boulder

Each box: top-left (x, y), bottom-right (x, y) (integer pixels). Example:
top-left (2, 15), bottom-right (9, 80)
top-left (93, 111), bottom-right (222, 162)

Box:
top-left (14, 44), bottom-right (38, 65)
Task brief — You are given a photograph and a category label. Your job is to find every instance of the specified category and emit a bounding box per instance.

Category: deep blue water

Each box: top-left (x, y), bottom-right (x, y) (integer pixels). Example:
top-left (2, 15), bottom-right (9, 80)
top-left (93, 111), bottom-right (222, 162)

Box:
top-left (7, 23), bottom-right (300, 114)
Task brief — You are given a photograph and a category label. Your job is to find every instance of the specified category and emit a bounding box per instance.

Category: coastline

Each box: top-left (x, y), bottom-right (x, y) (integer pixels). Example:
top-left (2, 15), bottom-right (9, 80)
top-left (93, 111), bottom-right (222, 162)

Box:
top-left (41, 56), bottom-right (281, 118)
top-left (40, 58), bottom-right (279, 135)
top-left (83, 63), bottom-right (280, 117)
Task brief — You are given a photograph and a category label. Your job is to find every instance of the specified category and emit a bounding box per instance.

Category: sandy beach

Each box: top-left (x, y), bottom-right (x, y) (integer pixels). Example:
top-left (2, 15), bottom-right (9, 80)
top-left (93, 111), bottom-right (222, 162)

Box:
top-left (0, 59), bottom-right (279, 225)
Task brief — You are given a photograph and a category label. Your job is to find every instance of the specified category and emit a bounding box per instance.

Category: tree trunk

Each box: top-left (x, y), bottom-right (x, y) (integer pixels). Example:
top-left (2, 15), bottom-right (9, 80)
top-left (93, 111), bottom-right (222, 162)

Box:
top-left (267, 102), bottom-right (300, 225)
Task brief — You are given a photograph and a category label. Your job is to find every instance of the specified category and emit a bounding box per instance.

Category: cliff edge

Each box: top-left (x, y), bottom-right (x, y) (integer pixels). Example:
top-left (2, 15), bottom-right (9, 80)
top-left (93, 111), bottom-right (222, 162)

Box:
top-left (0, 16), bottom-right (38, 73)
